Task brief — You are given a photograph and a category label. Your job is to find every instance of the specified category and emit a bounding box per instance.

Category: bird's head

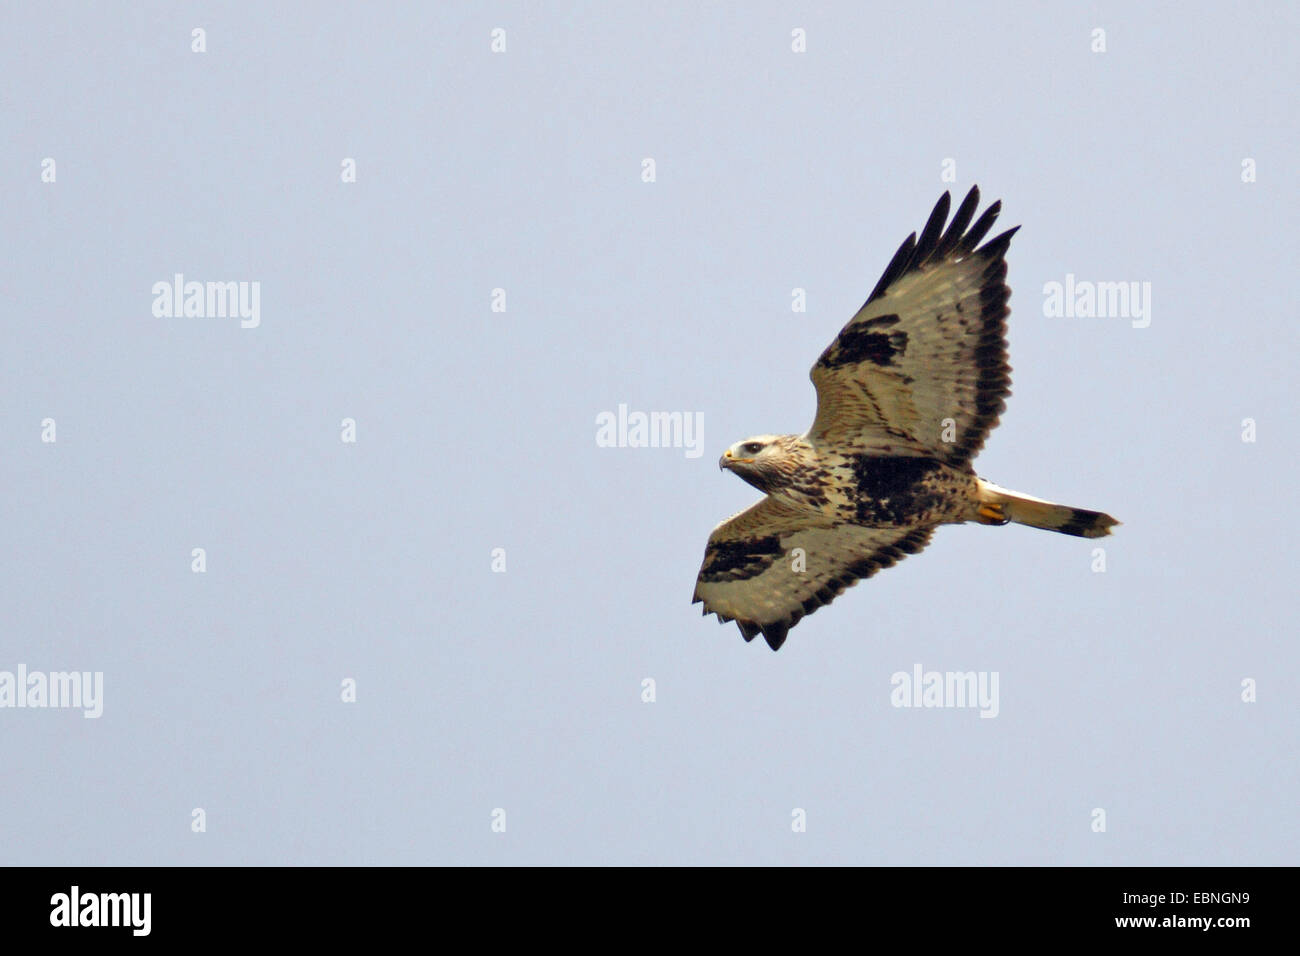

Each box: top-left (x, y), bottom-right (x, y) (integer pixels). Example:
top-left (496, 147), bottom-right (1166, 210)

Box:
top-left (719, 435), bottom-right (792, 492)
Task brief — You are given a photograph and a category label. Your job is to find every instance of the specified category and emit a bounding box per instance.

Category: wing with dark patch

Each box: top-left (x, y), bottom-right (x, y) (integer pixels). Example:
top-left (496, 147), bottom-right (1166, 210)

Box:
top-left (808, 186), bottom-right (1018, 468)
top-left (692, 497), bottom-right (935, 651)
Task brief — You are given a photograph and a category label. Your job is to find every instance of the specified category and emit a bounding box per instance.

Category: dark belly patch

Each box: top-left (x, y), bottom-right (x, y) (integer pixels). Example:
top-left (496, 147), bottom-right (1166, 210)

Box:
top-left (851, 456), bottom-right (944, 524)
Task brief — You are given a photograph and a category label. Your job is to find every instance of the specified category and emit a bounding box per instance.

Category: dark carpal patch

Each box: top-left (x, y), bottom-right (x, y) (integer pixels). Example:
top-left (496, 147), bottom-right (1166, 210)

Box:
top-left (821, 318), bottom-right (908, 369)
top-left (700, 535), bottom-right (783, 582)
top-left (851, 456), bottom-right (943, 524)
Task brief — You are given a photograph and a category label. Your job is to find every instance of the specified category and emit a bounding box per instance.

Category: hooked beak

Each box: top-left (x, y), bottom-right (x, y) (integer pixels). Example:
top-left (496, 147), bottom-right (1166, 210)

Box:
top-left (719, 451), bottom-right (753, 472)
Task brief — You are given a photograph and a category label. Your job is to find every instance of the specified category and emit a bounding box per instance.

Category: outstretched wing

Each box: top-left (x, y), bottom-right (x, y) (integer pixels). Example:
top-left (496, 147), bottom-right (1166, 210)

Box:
top-left (692, 496), bottom-right (934, 651)
top-left (808, 186), bottom-right (1018, 468)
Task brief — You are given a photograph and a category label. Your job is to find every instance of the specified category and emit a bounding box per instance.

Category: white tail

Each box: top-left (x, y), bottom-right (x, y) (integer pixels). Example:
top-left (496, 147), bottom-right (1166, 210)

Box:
top-left (977, 480), bottom-right (1119, 538)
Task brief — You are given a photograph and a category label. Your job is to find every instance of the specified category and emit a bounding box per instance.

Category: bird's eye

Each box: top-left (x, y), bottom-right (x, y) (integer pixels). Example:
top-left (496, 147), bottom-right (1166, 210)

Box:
top-left (742, 443), bottom-right (764, 455)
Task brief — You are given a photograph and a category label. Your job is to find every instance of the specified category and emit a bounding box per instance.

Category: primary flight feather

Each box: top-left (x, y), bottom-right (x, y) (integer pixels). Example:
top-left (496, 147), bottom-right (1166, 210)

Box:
top-left (692, 187), bottom-right (1119, 651)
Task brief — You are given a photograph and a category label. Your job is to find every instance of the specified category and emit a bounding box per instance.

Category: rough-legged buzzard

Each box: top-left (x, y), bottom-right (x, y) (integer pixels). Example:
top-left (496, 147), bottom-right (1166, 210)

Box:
top-left (693, 187), bottom-right (1118, 651)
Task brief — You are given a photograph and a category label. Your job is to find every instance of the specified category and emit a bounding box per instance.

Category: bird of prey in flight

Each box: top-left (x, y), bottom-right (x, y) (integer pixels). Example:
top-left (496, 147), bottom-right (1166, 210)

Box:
top-left (692, 187), bottom-right (1118, 651)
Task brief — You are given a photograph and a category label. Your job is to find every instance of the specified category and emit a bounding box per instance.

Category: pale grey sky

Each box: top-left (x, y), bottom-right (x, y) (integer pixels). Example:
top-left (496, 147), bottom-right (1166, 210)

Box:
top-left (1, 1), bottom-right (1296, 865)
